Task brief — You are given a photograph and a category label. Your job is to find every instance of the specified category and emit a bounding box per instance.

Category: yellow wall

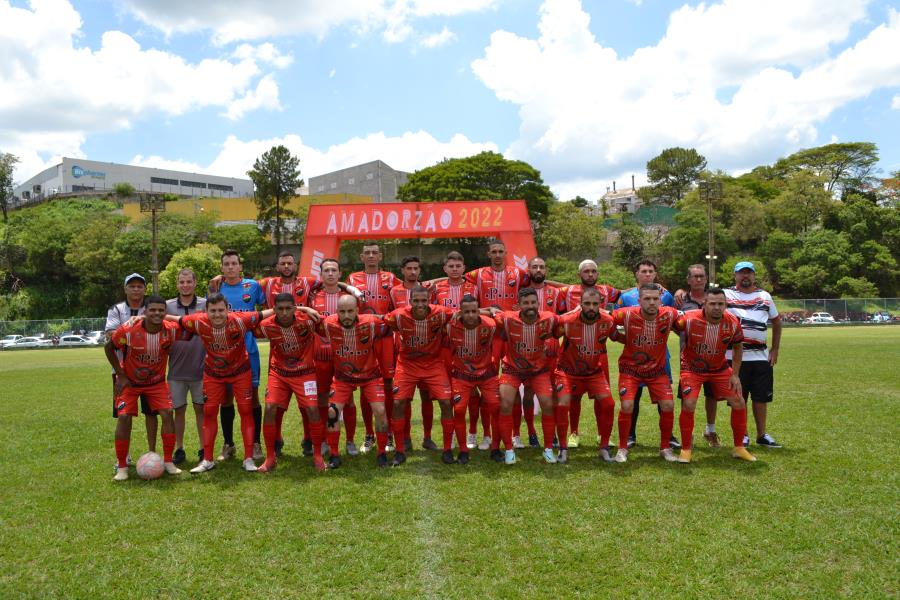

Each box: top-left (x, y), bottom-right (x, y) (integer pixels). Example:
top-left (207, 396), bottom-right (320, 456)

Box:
top-left (122, 193), bottom-right (373, 223)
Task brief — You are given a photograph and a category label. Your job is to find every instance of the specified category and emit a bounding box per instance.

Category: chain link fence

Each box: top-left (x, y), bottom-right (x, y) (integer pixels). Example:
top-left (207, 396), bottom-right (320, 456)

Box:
top-left (0, 318), bottom-right (106, 338)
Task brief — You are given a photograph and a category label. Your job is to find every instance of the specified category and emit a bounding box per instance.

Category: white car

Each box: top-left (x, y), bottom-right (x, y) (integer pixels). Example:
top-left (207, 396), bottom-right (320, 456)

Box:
top-left (0, 335), bottom-right (24, 348)
top-left (57, 335), bottom-right (96, 347)
top-left (871, 312), bottom-right (891, 323)
top-left (806, 312), bottom-right (836, 324)
top-left (84, 331), bottom-right (105, 344)
top-left (6, 336), bottom-right (54, 349)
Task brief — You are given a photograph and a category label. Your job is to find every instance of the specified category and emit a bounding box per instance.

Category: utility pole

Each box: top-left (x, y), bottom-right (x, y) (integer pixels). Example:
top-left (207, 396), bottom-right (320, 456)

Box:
top-left (698, 180), bottom-right (722, 286)
top-left (140, 193), bottom-right (167, 292)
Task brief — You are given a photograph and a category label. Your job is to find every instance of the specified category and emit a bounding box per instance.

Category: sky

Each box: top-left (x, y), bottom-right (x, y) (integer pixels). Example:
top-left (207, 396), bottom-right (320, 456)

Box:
top-left (2, 0), bottom-right (899, 200)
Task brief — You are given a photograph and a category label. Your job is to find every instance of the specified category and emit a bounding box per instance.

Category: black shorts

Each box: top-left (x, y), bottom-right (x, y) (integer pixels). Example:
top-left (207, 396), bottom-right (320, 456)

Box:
top-left (737, 361), bottom-right (774, 404)
top-left (111, 374), bottom-right (157, 417)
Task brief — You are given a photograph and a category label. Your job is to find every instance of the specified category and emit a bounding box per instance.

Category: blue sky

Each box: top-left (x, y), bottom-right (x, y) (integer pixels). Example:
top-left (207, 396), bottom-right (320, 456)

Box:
top-left (3, 0), bottom-right (899, 199)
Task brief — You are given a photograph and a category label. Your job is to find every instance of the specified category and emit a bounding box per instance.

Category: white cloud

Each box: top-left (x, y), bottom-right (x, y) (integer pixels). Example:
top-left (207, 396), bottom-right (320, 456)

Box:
top-left (121, 0), bottom-right (498, 45)
top-left (892, 94), bottom-right (900, 109)
top-left (0, 0), bottom-right (284, 181)
top-left (472, 0), bottom-right (900, 198)
top-left (231, 43), bottom-right (294, 68)
top-left (420, 26), bottom-right (457, 48)
top-left (329, 68), bottom-right (337, 78)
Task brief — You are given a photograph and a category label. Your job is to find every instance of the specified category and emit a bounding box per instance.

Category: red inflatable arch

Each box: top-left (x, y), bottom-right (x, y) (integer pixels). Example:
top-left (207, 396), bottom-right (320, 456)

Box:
top-left (299, 200), bottom-right (537, 276)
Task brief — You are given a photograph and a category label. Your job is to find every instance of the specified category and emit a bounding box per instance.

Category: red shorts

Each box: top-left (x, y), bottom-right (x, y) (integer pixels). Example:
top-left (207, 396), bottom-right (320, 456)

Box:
top-left (266, 371), bottom-right (318, 409)
top-left (680, 369), bottom-right (738, 402)
top-left (554, 371), bottom-right (611, 399)
top-left (115, 381), bottom-right (172, 416)
top-left (315, 360), bottom-right (334, 394)
top-left (618, 373), bottom-right (673, 403)
top-left (452, 376), bottom-right (500, 407)
top-left (393, 361), bottom-right (452, 401)
top-left (499, 370), bottom-right (553, 397)
top-left (204, 371), bottom-right (253, 408)
top-left (332, 378), bottom-right (385, 406)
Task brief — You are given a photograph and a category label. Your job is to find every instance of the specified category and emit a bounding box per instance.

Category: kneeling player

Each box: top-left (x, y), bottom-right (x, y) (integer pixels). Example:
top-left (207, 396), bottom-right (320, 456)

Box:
top-left (674, 288), bottom-right (756, 463)
top-left (320, 295), bottom-right (393, 467)
top-left (106, 296), bottom-right (182, 481)
top-left (254, 293), bottom-right (324, 472)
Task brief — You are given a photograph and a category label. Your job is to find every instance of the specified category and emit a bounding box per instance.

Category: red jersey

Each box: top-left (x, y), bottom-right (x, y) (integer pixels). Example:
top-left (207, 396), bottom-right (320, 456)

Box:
top-left (530, 284), bottom-right (563, 313)
top-left (180, 312), bottom-right (261, 378)
top-left (613, 306), bottom-right (679, 378)
top-left (445, 316), bottom-right (502, 380)
top-left (318, 314), bottom-right (388, 382)
top-left (389, 283), bottom-right (418, 310)
top-left (259, 276), bottom-right (318, 308)
top-left (554, 310), bottom-right (615, 376)
top-left (307, 287), bottom-right (350, 361)
top-left (254, 312), bottom-right (318, 377)
top-left (465, 266), bottom-right (529, 311)
top-left (111, 321), bottom-right (179, 386)
top-left (382, 305), bottom-right (454, 365)
top-left (675, 309), bottom-right (744, 374)
top-left (495, 310), bottom-right (558, 375)
top-left (558, 284), bottom-right (621, 313)
top-left (431, 279), bottom-right (477, 309)
top-left (347, 270), bottom-right (401, 314)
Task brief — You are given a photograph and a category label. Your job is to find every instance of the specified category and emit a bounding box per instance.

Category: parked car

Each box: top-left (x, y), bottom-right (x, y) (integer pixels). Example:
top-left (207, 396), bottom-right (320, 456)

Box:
top-left (0, 335), bottom-right (24, 348)
top-left (84, 331), bottom-right (105, 344)
top-left (871, 312), bottom-right (891, 323)
top-left (806, 312), bottom-right (836, 324)
top-left (6, 336), bottom-right (54, 349)
top-left (57, 335), bottom-right (97, 347)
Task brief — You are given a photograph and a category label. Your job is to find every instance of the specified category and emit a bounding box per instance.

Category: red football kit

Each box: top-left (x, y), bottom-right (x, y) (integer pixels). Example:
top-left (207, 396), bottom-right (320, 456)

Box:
top-left (348, 270), bottom-right (401, 315)
top-left (307, 288), bottom-right (351, 388)
top-left (495, 310), bottom-right (558, 395)
top-left (179, 311), bottom-right (262, 461)
top-left (389, 283), bottom-right (418, 310)
top-left (530, 285), bottom-right (563, 313)
top-left (255, 313), bottom-right (319, 409)
top-left (465, 266), bottom-right (529, 311)
top-left (259, 275), bottom-right (318, 309)
top-left (432, 279), bottom-right (477, 309)
top-left (557, 284), bottom-right (621, 313)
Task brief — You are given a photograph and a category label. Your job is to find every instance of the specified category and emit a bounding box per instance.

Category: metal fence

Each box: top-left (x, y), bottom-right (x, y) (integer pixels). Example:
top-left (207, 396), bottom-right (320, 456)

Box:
top-left (0, 318), bottom-right (107, 338)
top-left (774, 298), bottom-right (899, 324)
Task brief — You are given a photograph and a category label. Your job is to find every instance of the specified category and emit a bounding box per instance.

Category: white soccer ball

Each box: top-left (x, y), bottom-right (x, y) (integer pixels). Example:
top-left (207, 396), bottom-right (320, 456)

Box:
top-left (136, 451), bottom-right (165, 480)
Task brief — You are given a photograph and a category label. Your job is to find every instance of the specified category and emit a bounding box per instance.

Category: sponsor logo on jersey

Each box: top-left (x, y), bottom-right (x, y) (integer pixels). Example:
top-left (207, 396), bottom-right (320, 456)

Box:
top-left (242, 294), bottom-right (251, 303)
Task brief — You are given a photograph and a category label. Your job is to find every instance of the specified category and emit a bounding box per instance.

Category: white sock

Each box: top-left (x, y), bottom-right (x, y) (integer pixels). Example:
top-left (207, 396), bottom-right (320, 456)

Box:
top-left (705, 424), bottom-right (716, 434)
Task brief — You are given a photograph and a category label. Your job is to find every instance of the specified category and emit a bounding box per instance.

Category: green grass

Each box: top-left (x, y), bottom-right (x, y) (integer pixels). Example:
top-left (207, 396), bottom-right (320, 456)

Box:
top-left (1, 328), bottom-right (898, 598)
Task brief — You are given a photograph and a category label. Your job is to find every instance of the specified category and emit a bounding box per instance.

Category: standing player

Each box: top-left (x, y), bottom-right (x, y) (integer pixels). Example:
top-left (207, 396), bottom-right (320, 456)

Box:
top-left (611, 284), bottom-right (680, 463)
top-left (382, 287), bottom-right (455, 466)
top-left (319, 295), bottom-right (393, 467)
top-left (446, 294), bottom-right (503, 464)
top-left (253, 293), bottom-right (323, 472)
top-left (465, 240), bottom-right (530, 311)
top-left (106, 295), bottom-right (182, 481)
top-left (554, 288), bottom-right (616, 463)
top-left (348, 244), bottom-right (401, 453)
top-left (494, 288), bottom-right (559, 465)
top-left (673, 288), bottom-right (756, 463)
top-left (165, 268), bottom-right (206, 464)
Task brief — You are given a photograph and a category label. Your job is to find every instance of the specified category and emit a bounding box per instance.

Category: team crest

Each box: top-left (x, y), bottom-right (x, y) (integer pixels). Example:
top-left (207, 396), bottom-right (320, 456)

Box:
top-left (507, 279), bottom-right (516, 287)
top-left (242, 294), bottom-right (251, 303)
top-left (382, 283), bottom-right (390, 289)
top-left (229, 331), bottom-right (242, 341)
top-left (359, 333), bottom-right (370, 344)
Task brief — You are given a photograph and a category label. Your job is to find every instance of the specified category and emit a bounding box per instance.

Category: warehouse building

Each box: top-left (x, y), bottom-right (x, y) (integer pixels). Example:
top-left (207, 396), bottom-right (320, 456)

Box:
top-left (307, 160), bottom-right (409, 203)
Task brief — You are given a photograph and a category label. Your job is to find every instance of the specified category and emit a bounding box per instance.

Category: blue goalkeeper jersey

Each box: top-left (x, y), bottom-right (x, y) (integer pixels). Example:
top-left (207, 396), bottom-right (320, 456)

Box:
top-left (218, 278), bottom-right (265, 354)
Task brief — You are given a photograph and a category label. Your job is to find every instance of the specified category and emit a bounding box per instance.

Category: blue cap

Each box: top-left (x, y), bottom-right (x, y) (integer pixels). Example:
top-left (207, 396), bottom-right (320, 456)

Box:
top-left (734, 261), bottom-right (755, 273)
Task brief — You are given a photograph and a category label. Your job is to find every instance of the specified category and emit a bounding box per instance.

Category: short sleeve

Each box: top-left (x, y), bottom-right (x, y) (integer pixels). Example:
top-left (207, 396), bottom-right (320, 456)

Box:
top-left (111, 324), bottom-right (130, 349)
top-left (104, 305), bottom-right (121, 333)
top-left (464, 269), bottom-right (479, 285)
top-left (767, 293), bottom-right (779, 319)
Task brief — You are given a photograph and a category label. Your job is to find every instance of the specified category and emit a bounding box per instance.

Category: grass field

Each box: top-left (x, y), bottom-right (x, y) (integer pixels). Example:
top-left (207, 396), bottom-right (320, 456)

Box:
top-left (1, 327), bottom-right (898, 598)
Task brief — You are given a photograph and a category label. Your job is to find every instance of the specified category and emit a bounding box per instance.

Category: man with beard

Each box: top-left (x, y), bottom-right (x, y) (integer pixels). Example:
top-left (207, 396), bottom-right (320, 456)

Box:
top-left (673, 288), bottom-right (756, 463)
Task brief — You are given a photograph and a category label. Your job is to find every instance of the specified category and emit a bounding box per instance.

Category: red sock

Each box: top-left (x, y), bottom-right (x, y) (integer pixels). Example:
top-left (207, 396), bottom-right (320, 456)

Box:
top-left (454, 403), bottom-right (468, 449)
top-left (680, 410), bottom-right (695, 450)
top-left (440, 418), bottom-right (454, 451)
top-left (262, 422), bottom-right (277, 465)
top-left (300, 405), bottom-right (310, 441)
top-left (499, 413), bottom-right (514, 450)
top-left (343, 403), bottom-right (357, 443)
top-left (617, 411), bottom-right (632, 450)
top-left (489, 406), bottom-right (501, 450)
top-left (327, 429), bottom-right (341, 456)
top-left (203, 402), bottom-right (219, 461)
top-left (731, 407), bottom-right (747, 447)
top-left (422, 400), bottom-right (434, 440)
top-left (481, 401), bottom-right (492, 438)
top-left (310, 420), bottom-right (324, 459)
top-left (468, 392), bottom-right (480, 434)
top-left (512, 397), bottom-right (522, 437)
top-left (161, 432), bottom-right (175, 462)
top-left (404, 401), bottom-right (412, 441)
top-left (318, 404), bottom-right (328, 422)
top-left (596, 396), bottom-right (615, 448)
top-left (362, 395), bottom-right (376, 436)
top-left (391, 418), bottom-right (406, 452)
top-left (659, 410), bottom-right (674, 450)
top-left (115, 438), bottom-right (130, 468)
top-left (275, 407), bottom-right (285, 443)
top-left (524, 399), bottom-right (537, 437)
top-left (555, 405), bottom-right (570, 449)
top-left (571, 398), bottom-right (582, 434)
top-left (540, 412), bottom-right (555, 449)
top-left (376, 431), bottom-right (388, 455)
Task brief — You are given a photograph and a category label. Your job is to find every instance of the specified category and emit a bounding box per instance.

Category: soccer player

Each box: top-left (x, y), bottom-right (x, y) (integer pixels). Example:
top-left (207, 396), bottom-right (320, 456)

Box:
top-left (165, 268), bottom-right (206, 465)
top-left (319, 295), bottom-right (393, 467)
top-left (106, 295), bottom-right (182, 481)
top-left (611, 284), bottom-right (680, 463)
top-left (209, 249), bottom-right (266, 463)
top-left (720, 261), bottom-right (783, 448)
top-left (382, 287), bottom-right (455, 466)
top-left (308, 258), bottom-right (358, 458)
top-left (348, 244), bottom-right (401, 453)
top-left (253, 293), bottom-right (323, 472)
top-left (172, 293), bottom-right (273, 473)
top-left (465, 240), bottom-right (529, 311)
top-left (615, 259), bottom-right (679, 450)
top-left (446, 294), bottom-right (503, 464)
top-left (494, 288), bottom-right (559, 465)
top-left (554, 288), bottom-right (616, 463)
top-left (673, 288), bottom-right (757, 463)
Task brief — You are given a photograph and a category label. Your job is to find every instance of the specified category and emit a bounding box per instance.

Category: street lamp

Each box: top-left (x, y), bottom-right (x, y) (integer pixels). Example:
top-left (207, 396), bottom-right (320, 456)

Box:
top-left (698, 180), bottom-right (722, 286)
top-left (139, 193), bottom-right (166, 292)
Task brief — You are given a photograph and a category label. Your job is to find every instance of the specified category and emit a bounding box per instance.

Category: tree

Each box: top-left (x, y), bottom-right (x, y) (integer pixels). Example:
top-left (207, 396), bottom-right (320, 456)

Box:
top-left (208, 224), bottom-right (271, 273)
top-left (157, 243), bottom-right (223, 297)
top-left (65, 213), bottom-right (129, 311)
top-left (536, 202), bottom-right (605, 259)
top-left (397, 151), bottom-right (555, 222)
top-left (655, 208), bottom-right (737, 287)
top-left (612, 217), bottom-right (650, 271)
top-left (645, 147), bottom-right (707, 205)
top-left (247, 145), bottom-right (303, 257)
top-left (766, 171), bottom-right (834, 234)
top-left (571, 196), bottom-right (588, 208)
top-left (834, 276), bottom-right (879, 298)
top-left (114, 182), bottom-right (135, 199)
top-left (774, 142), bottom-right (879, 198)
top-left (0, 152), bottom-right (20, 221)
